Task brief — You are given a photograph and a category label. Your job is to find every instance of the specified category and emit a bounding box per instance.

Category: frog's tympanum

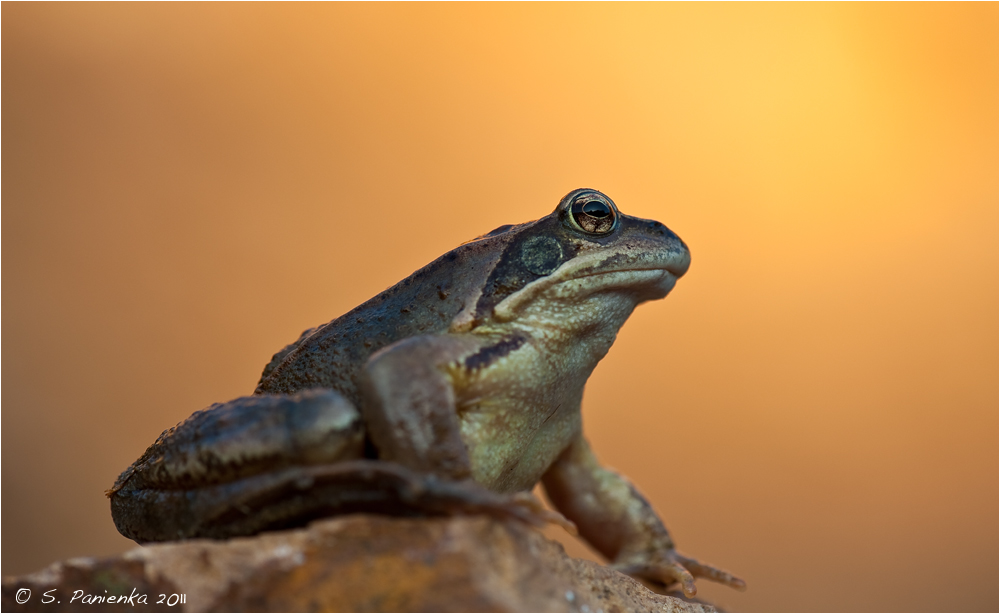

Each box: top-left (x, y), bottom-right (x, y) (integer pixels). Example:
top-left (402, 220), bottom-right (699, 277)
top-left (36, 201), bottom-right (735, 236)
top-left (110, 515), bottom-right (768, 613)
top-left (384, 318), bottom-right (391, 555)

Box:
top-left (109, 189), bottom-right (744, 597)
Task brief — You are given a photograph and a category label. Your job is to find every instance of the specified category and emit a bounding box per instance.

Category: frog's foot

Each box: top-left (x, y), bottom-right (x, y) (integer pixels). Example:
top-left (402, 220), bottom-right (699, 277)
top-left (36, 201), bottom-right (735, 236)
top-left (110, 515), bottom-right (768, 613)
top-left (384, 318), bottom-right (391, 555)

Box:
top-left (391, 469), bottom-right (577, 534)
top-left (613, 550), bottom-right (746, 598)
top-left (509, 491), bottom-right (578, 534)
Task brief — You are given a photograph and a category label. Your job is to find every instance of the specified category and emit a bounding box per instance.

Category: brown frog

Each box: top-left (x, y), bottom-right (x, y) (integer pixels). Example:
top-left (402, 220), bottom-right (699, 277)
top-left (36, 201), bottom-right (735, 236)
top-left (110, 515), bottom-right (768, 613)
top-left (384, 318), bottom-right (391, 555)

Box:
top-left (108, 188), bottom-right (744, 597)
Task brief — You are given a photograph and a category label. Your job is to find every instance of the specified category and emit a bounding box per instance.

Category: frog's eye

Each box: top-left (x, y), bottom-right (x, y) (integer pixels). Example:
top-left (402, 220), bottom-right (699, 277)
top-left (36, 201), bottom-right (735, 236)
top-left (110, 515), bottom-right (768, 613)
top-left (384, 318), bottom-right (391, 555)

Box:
top-left (570, 197), bottom-right (616, 235)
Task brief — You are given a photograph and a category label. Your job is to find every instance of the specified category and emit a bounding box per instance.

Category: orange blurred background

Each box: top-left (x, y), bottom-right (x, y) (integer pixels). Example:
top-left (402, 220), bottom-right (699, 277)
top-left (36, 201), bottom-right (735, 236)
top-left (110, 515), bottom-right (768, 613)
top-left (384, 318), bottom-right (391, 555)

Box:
top-left (3, 4), bottom-right (996, 611)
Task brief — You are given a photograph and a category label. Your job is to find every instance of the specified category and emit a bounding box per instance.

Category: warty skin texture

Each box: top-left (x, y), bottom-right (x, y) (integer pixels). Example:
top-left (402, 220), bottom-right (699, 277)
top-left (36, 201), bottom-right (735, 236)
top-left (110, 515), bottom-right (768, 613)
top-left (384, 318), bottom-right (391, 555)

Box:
top-left (109, 188), bottom-right (744, 598)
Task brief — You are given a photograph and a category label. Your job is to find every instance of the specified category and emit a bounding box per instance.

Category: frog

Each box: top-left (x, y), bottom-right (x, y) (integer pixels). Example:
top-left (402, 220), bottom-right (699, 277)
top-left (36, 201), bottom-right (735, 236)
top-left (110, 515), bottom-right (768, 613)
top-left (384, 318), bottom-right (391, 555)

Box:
top-left (108, 188), bottom-right (745, 598)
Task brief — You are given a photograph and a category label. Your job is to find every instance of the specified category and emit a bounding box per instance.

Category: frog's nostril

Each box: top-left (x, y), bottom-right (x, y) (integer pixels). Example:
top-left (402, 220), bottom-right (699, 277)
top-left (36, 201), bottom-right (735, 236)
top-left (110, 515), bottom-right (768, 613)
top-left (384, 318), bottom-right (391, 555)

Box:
top-left (646, 220), bottom-right (669, 238)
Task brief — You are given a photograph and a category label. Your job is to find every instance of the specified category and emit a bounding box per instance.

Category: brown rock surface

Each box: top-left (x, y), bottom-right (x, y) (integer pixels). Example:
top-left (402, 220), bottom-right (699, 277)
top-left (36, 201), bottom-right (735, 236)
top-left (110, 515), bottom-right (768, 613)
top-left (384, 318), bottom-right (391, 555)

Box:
top-left (2, 515), bottom-right (714, 613)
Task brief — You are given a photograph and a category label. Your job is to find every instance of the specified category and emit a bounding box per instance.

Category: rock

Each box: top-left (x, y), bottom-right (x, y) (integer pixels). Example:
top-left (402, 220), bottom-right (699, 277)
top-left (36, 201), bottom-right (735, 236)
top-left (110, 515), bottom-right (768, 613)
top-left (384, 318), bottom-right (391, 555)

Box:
top-left (2, 515), bottom-right (714, 613)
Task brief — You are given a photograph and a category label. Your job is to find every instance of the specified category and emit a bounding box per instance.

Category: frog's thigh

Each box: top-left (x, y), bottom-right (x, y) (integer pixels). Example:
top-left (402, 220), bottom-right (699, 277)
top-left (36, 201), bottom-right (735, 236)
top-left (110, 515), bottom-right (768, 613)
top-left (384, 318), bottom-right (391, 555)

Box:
top-left (108, 390), bottom-right (368, 543)
top-left (112, 390), bottom-right (367, 493)
top-left (359, 334), bottom-right (481, 480)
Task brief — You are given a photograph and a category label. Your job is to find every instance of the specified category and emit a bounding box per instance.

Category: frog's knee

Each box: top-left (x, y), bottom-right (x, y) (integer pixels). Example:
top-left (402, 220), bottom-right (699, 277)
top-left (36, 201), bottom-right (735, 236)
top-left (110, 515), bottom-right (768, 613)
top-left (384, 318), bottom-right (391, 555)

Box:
top-left (282, 389), bottom-right (367, 464)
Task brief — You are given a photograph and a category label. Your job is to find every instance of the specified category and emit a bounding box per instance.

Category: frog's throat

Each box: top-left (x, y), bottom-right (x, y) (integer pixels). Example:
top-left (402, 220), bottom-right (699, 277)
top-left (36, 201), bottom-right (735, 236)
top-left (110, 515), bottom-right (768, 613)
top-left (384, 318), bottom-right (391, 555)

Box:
top-left (491, 251), bottom-right (678, 323)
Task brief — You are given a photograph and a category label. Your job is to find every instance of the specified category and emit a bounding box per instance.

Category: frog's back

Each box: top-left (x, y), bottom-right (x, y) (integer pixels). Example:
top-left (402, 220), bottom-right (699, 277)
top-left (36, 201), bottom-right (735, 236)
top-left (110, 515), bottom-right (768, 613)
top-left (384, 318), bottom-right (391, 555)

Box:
top-left (255, 233), bottom-right (513, 404)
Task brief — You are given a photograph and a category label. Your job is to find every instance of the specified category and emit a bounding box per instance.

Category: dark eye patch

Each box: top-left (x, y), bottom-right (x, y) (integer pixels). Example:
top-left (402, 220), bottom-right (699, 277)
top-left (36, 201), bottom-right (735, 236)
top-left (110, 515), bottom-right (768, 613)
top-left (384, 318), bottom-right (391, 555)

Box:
top-left (520, 236), bottom-right (563, 276)
top-left (473, 223), bottom-right (576, 321)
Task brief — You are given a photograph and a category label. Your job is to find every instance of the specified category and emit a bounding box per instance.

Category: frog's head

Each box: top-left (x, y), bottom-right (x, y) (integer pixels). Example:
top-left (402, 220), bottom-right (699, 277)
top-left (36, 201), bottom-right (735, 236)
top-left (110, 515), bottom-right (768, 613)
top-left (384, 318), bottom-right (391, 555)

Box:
top-left (459, 188), bottom-right (690, 332)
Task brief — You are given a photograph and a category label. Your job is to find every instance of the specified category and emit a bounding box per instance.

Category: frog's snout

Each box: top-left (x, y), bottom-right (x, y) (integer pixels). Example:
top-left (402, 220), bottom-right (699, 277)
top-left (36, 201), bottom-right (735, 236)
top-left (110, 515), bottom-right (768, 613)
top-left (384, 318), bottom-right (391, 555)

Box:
top-left (656, 226), bottom-right (691, 279)
top-left (665, 244), bottom-right (691, 278)
top-left (636, 217), bottom-right (690, 278)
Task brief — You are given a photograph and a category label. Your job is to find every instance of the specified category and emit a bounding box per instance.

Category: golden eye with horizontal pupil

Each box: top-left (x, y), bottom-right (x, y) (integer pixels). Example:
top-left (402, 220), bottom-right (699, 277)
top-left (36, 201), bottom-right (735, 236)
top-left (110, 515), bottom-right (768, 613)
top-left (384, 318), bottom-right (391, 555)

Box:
top-left (570, 198), bottom-right (616, 234)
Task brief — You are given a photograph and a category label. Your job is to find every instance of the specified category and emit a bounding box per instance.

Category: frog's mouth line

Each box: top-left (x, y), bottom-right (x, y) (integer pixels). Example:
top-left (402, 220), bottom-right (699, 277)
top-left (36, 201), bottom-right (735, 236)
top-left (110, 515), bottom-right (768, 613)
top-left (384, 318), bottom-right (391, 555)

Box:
top-left (556, 267), bottom-right (678, 296)
top-left (494, 264), bottom-right (680, 321)
top-left (563, 265), bottom-right (683, 282)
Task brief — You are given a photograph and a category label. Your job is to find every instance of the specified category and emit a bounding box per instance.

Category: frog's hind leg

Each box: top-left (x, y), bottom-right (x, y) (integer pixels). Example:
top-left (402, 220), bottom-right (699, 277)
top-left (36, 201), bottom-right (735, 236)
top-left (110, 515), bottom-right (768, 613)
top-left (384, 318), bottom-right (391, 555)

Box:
top-left (112, 460), bottom-right (573, 543)
top-left (109, 387), bottom-right (572, 544)
top-left (358, 334), bottom-right (483, 481)
top-left (108, 389), bottom-right (367, 543)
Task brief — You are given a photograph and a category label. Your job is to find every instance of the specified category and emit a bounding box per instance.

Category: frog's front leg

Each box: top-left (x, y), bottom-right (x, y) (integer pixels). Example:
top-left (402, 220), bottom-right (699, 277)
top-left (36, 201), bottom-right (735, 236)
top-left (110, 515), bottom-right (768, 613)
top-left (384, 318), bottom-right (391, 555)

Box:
top-left (542, 436), bottom-right (745, 597)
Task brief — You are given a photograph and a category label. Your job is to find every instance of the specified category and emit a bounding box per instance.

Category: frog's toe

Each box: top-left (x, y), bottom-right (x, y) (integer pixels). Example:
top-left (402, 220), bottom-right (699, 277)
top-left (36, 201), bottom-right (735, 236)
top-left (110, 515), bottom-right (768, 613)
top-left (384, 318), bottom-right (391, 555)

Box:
top-left (409, 477), bottom-right (576, 533)
top-left (614, 551), bottom-right (745, 598)
top-left (673, 552), bottom-right (747, 592)
top-left (507, 491), bottom-right (578, 534)
top-left (615, 560), bottom-right (696, 597)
